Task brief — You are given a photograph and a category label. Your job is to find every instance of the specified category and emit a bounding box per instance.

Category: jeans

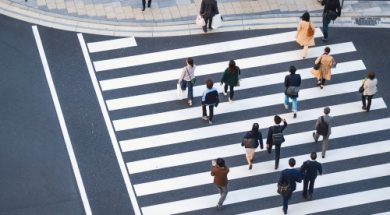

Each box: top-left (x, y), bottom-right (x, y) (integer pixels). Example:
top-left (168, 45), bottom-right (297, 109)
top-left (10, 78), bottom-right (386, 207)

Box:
top-left (303, 177), bottom-right (316, 198)
top-left (216, 185), bottom-right (228, 206)
top-left (284, 95), bottom-right (298, 113)
top-left (202, 104), bottom-right (214, 121)
top-left (362, 94), bottom-right (374, 111)
top-left (224, 84), bottom-right (235, 100)
top-left (180, 81), bottom-right (193, 100)
top-left (322, 14), bottom-right (331, 39)
top-left (282, 192), bottom-right (292, 214)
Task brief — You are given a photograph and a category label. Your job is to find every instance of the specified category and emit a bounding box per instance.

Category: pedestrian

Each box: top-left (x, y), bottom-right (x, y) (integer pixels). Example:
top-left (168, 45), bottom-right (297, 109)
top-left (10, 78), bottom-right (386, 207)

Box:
top-left (361, 71), bottom-right (378, 112)
top-left (211, 158), bottom-right (229, 210)
top-left (201, 79), bottom-right (219, 125)
top-left (266, 115), bottom-right (288, 169)
top-left (278, 158), bottom-right (302, 215)
top-left (300, 152), bottom-right (323, 200)
top-left (311, 46), bottom-right (335, 89)
top-left (199, 0), bottom-right (219, 33)
top-left (241, 123), bottom-right (264, 170)
top-left (220, 60), bottom-right (240, 103)
top-left (141, 0), bottom-right (151, 11)
top-left (295, 11), bottom-right (315, 58)
top-left (178, 57), bottom-right (196, 106)
top-left (321, 0), bottom-right (341, 41)
top-left (284, 65), bottom-right (301, 118)
top-left (313, 107), bottom-right (333, 158)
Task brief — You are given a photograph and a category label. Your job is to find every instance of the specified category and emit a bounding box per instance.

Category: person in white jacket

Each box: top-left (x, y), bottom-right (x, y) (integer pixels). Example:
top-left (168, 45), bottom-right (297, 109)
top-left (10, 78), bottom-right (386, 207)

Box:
top-left (362, 71), bottom-right (378, 112)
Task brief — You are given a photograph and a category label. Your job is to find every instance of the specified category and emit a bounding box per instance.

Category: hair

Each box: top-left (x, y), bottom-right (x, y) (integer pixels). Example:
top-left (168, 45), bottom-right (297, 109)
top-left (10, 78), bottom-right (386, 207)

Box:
top-left (310, 152), bottom-right (317, 160)
top-left (367, 71), bottom-right (376, 80)
top-left (324, 47), bottom-right (331, 54)
top-left (187, 57), bottom-right (194, 67)
top-left (324, 107), bottom-right (330, 115)
top-left (274, 115), bottom-right (282, 124)
top-left (289, 65), bottom-right (296, 74)
top-left (228, 60), bottom-right (237, 74)
top-left (289, 158), bottom-right (296, 167)
top-left (301, 11), bottom-right (310, 22)
top-left (216, 158), bottom-right (225, 167)
top-left (251, 123), bottom-right (259, 134)
top-left (206, 79), bottom-right (214, 89)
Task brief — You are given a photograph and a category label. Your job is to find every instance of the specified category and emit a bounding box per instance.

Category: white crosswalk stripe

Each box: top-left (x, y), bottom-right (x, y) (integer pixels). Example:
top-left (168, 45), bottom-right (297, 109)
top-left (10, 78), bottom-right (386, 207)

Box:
top-left (83, 30), bottom-right (390, 215)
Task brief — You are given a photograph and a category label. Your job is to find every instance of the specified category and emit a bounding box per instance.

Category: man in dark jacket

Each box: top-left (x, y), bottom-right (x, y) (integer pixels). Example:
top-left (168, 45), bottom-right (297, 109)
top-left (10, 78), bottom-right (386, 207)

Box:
top-left (321, 0), bottom-right (341, 41)
top-left (267, 115), bottom-right (287, 169)
top-left (202, 79), bottom-right (219, 125)
top-left (284, 65), bottom-right (301, 118)
top-left (211, 158), bottom-right (229, 210)
top-left (300, 152), bottom-right (323, 200)
top-left (278, 158), bottom-right (302, 215)
top-left (200, 0), bottom-right (219, 33)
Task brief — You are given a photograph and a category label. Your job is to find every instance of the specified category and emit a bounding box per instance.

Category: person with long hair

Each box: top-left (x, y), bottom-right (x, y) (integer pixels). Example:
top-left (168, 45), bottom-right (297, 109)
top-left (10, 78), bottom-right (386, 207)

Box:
top-left (241, 123), bottom-right (264, 170)
top-left (178, 57), bottom-right (196, 106)
top-left (295, 11), bottom-right (315, 58)
top-left (220, 60), bottom-right (240, 102)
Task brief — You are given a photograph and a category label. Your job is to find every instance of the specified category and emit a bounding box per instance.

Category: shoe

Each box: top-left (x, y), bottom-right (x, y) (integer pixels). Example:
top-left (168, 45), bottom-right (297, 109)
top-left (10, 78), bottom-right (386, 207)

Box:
top-left (308, 194), bottom-right (313, 200)
top-left (142, 7), bottom-right (145, 11)
top-left (284, 104), bottom-right (288, 110)
top-left (208, 27), bottom-right (213, 30)
top-left (321, 37), bottom-right (327, 42)
top-left (202, 116), bottom-right (208, 121)
top-left (316, 80), bottom-right (321, 86)
top-left (147, 1), bottom-right (151, 7)
top-left (216, 204), bottom-right (222, 210)
top-left (362, 106), bottom-right (367, 110)
top-left (223, 91), bottom-right (227, 96)
top-left (303, 194), bottom-right (308, 200)
top-left (188, 100), bottom-right (192, 106)
top-left (322, 155), bottom-right (325, 158)
top-left (209, 120), bottom-right (213, 125)
top-left (202, 26), bottom-right (207, 33)
top-left (320, 85), bottom-right (324, 89)
top-left (249, 164), bottom-right (252, 170)
top-left (293, 113), bottom-right (297, 118)
top-left (313, 132), bottom-right (318, 143)
top-left (228, 98), bottom-right (232, 103)
top-left (275, 166), bottom-right (278, 170)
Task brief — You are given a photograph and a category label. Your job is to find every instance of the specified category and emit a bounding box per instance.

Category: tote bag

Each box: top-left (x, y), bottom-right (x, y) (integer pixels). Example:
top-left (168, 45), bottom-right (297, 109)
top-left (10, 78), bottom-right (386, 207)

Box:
top-left (212, 14), bottom-right (223, 29)
top-left (196, 15), bottom-right (205, 27)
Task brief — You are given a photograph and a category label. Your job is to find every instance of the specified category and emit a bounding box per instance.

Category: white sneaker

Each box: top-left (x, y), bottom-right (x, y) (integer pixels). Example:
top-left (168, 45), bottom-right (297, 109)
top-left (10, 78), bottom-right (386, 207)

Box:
top-left (223, 91), bottom-right (227, 96)
top-left (188, 100), bottom-right (192, 106)
top-left (228, 98), bottom-right (232, 103)
top-left (202, 116), bottom-right (208, 121)
top-left (284, 104), bottom-right (288, 110)
top-left (209, 120), bottom-right (213, 125)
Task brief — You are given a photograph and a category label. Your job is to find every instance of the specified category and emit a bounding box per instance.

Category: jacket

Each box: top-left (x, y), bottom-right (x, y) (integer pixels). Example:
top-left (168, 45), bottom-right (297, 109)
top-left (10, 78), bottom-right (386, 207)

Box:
top-left (363, 78), bottom-right (378, 96)
top-left (221, 66), bottom-right (240, 86)
top-left (211, 165), bottom-right (229, 186)
top-left (242, 131), bottom-right (264, 149)
top-left (284, 73), bottom-right (302, 98)
top-left (200, 0), bottom-right (219, 19)
top-left (295, 20), bottom-right (315, 47)
top-left (315, 114), bottom-right (333, 135)
top-left (322, 0), bottom-right (341, 16)
top-left (300, 160), bottom-right (322, 180)
top-left (202, 88), bottom-right (219, 106)
top-left (266, 121), bottom-right (287, 145)
top-left (278, 168), bottom-right (302, 192)
top-left (178, 65), bottom-right (196, 82)
top-left (311, 54), bottom-right (334, 81)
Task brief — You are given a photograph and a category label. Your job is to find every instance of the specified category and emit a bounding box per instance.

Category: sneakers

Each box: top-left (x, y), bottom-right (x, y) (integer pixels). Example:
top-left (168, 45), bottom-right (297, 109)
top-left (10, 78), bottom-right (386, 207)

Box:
top-left (209, 120), bottom-right (213, 125)
top-left (216, 204), bottom-right (222, 210)
top-left (223, 91), bottom-right (227, 96)
top-left (362, 106), bottom-right (367, 110)
top-left (202, 116), bottom-right (208, 121)
top-left (321, 37), bottom-right (327, 42)
top-left (188, 100), bottom-right (192, 106)
top-left (228, 98), bottom-right (232, 103)
top-left (313, 132), bottom-right (318, 143)
top-left (320, 85), bottom-right (324, 89)
top-left (284, 104), bottom-right (288, 110)
top-left (293, 112), bottom-right (297, 118)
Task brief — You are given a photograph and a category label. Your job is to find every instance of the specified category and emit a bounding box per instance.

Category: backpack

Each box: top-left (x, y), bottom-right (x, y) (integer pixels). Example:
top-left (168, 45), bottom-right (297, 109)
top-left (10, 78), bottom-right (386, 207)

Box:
top-left (272, 126), bottom-right (285, 146)
top-left (316, 116), bottom-right (329, 136)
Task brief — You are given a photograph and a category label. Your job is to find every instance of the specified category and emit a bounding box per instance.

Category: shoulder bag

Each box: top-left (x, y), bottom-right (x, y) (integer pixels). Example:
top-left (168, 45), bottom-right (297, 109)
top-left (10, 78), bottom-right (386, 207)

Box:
top-left (316, 116), bottom-right (329, 136)
top-left (277, 171), bottom-right (291, 196)
top-left (272, 126), bottom-right (285, 146)
top-left (313, 55), bottom-right (322, 70)
top-left (358, 79), bottom-right (366, 93)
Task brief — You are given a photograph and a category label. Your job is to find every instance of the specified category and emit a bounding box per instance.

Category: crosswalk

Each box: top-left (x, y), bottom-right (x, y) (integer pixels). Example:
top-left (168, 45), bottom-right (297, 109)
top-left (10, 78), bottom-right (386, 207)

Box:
top-left (78, 30), bottom-right (390, 215)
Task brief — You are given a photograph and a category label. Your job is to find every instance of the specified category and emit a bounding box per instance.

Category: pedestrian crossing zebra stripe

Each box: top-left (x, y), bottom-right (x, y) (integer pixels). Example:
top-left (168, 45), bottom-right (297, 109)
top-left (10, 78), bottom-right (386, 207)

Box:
top-left (119, 98), bottom-right (387, 152)
top-left (99, 42), bottom-right (355, 92)
top-left (87, 37), bottom-right (137, 53)
top-left (92, 29), bottom-right (324, 72)
top-left (134, 140), bottom-right (390, 196)
top-left (114, 80), bottom-right (363, 131)
top-left (140, 164), bottom-right (390, 214)
top-left (238, 187), bottom-right (390, 215)
top-left (106, 59), bottom-right (365, 111)
top-left (372, 212), bottom-right (390, 215)
top-left (126, 118), bottom-right (390, 174)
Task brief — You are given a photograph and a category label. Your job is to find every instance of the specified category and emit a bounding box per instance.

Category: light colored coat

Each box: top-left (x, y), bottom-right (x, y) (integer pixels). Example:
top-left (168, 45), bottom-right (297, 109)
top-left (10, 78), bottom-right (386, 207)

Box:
top-left (363, 78), bottom-right (378, 96)
top-left (178, 65), bottom-right (196, 82)
top-left (295, 20), bottom-right (315, 47)
top-left (311, 54), bottom-right (334, 80)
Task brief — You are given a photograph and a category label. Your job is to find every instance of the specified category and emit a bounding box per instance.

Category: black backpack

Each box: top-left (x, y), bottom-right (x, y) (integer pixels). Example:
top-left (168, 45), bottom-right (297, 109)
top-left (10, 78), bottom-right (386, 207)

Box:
top-left (316, 116), bottom-right (329, 136)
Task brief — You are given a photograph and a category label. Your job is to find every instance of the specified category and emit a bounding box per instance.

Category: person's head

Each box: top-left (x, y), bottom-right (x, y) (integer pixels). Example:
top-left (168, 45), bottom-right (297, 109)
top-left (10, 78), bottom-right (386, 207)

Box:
top-left (206, 79), bottom-right (214, 89)
top-left (310, 152), bottom-right (317, 160)
top-left (324, 47), bottom-right (331, 54)
top-left (252, 123), bottom-right (259, 134)
top-left (187, 57), bottom-right (194, 67)
top-left (216, 158), bottom-right (225, 167)
top-left (301, 11), bottom-right (310, 22)
top-left (288, 158), bottom-right (296, 167)
top-left (324, 106), bottom-right (330, 115)
top-left (228, 60), bottom-right (236, 69)
top-left (367, 71), bottom-right (376, 80)
top-left (289, 65), bottom-right (296, 74)
top-left (274, 115), bottom-right (282, 124)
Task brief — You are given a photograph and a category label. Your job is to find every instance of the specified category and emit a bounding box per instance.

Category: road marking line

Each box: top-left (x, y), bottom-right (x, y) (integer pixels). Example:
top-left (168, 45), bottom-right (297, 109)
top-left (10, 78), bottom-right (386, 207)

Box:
top-left (87, 37), bottom-right (137, 53)
top-left (126, 118), bottom-right (390, 174)
top-left (141, 164), bottom-right (390, 214)
top-left (120, 98), bottom-right (387, 152)
top-left (93, 29), bottom-right (324, 72)
top-left (77, 33), bottom-right (141, 215)
top-left (32, 26), bottom-right (92, 215)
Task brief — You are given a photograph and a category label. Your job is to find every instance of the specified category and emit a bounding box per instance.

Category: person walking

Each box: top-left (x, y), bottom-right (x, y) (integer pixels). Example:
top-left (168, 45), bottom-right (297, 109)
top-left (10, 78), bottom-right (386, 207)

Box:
top-left (267, 115), bottom-right (288, 169)
top-left (199, 0), bottom-right (219, 33)
top-left (321, 0), bottom-right (341, 41)
top-left (361, 71), bottom-right (378, 112)
top-left (278, 158), bottom-right (302, 215)
top-left (300, 152), bottom-right (323, 200)
top-left (295, 11), bottom-right (315, 58)
top-left (284, 65), bottom-right (301, 118)
top-left (141, 0), bottom-right (151, 11)
top-left (201, 79), bottom-right (219, 125)
top-left (241, 123), bottom-right (264, 170)
top-left (221, 60), bottom-right (240, 103)
top-left (178, 57), bottom-right (196, 106)
top-left (311, 47), bottom-right (335, 89)
top-left (313, 107), bottom-right (333, 158)
top-left (211, 158), bottom-right (229, 210)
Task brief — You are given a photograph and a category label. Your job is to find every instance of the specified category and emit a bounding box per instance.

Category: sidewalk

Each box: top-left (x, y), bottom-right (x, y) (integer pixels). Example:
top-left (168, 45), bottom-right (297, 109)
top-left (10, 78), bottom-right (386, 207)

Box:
top-left (1, 0), bottom-right (390, 36)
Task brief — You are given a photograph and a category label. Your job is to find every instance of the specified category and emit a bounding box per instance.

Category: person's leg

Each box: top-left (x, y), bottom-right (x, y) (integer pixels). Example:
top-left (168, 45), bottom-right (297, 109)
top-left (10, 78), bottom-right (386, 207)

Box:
top-left (302, 178), bottom-right (309, 198)
top-left (147, 0), bottom-right (151, 7)
top-left (208, 17), bottom-right (213, 29)
top-left (302, 45), bottom-right (309, 58)
top-left (209, 105), bottom-right (214, 122)
top-left (229, 85), bottom-right (234, 100)
top-left (322, 15), bottom-right (330, 40)
top-left (366, 95), bottom-right (374, 111)
top-left (217, 186), bottom-right (228, 206)
top-left (362, 94), bottom-right (367, 109)
top-left (284, 95), bottom-right (289, 109)
top-left (202, 104), bottom-right (207, 118)
top-left (267, 143), bottom-right (273, 154)
top-left (313, 131), bottom-right (320, 142)
top-left (292, 97), bottom-right (298, 113)
top-left (203, 18), bottom-right (209, 32)
top-left (141, 0), bottom-right (146, 10)
top-left (275, 145), bottom-right (281, 169)
top-left (224, 83), bottom-right (228, 95)
top-left (322, 135), bottom-right (329, 158)
top-left (308, 178), bottom-right (315, 197)
top-left (282, 194), bottom-right (291, 214)
top-left (187, 81), bottom-right (193, 105)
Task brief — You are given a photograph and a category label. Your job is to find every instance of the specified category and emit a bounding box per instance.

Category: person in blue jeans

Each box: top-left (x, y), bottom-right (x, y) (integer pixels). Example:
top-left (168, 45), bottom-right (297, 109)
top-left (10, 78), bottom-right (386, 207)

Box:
top-left (278, 158), bottom-right (302, 215)
top-left (284, 65), bottom-right (301, 118)
top-left (321, 0), bottom-right (341, 41)
top-left (178, 57), bottom-right (196, 106)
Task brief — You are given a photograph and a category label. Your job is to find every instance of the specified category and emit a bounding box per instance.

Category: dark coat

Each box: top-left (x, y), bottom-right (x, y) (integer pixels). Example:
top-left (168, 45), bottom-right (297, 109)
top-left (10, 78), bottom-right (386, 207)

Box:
top-left (266, 121), bottom-right (287, 145)
top-left (203, 89), bottom-right (220, 106)
top-left (242, 131), bottom-right (264, 149)
top-left (300, 160), bottom-right (323, 180)
top-left (278, 168), bottom-right (302, 192)
top-left (200, 0), bottom-right (219, 19)
top-left (284, 73), bottom-right (301, 98)
top-left (221, 66), bottom-right (240, 86)
top-left (322, 0), bottom-right (341, 16)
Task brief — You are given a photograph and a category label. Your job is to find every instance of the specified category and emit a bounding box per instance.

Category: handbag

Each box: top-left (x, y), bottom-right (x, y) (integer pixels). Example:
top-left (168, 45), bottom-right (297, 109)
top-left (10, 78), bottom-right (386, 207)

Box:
top-left (313, 55), bottom-right (322, 70)
top-left (176, 83), bottom-right (185, 100)
top-left (286, 86), bottom-right (300, 97)
top-left (306, 23), bottom-right (314, 37)
top-left (358, 79), bottom-right (366, 93)
top-left (242, 138), bottom-right (255, 148)
top-left (195, 15), bottom-right (205, 27)
top-left (212, 14), bottom-right (223, 29)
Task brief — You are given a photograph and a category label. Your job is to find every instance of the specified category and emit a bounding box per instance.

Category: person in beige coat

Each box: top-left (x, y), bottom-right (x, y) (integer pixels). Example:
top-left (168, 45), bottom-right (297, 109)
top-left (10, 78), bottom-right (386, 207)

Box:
top-left (311, 47), bottom-right (335, 89)
top-left (296, 11), bottom-right (315, 58)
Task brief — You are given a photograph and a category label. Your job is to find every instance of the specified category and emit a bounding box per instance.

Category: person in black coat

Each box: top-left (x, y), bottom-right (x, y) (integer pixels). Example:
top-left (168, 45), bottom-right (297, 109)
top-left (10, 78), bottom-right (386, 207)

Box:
top-left (241, 123), bottom-right (264, 170)
top-left (300, 152), bottom-right (323, 200)
top-left (200, 0), bottom-right (219, 33)
top-left (284, 65), bottom-right (301, 118)
top-left (266, 115), bottom-right (287, 169)
top-left (141, 0), bottom-right (151, 11)
top-left (321, 0), bottom-right (341, 41)
top-left (278, 158), bottom-right (302, 215)
top-left (201, 79), bottom-right (219, 125)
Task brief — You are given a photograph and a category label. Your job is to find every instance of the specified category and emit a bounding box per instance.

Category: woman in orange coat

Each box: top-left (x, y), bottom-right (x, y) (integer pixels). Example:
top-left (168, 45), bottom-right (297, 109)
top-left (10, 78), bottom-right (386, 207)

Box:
top-left (311, 47), bottom-right (335, 89)
top-left (295, 11), bottom-right (315, 58)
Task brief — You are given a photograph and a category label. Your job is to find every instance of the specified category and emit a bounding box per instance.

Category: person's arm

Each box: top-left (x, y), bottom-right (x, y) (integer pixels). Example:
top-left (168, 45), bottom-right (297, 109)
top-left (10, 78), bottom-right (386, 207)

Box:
top-left (284, 75), bottom-right (289, 88)
top-left (318, 163), bottom-right (323, 175)
top-left (336, 0), bottom-right (341, 16)
top-left (221, 69), bottom-right (227, 84)
top-left (201, 90), bottom-right (207, 103)
top-left (278, 171), bottom-right (285, 185)
top-left (297, 74), bottom-right (302, 87)
top-left (300, 161), bottom-right (306, 175)
top-left (315, 117), bottom-right (320, 129)
top-left (266, 127), bottom-right (272, 146)
top-left (280, 119), bottom-right (288, 132)
top-left (211, 166), bottom-right (216, 176)
top-left (200, 0), bottom-right (205, 15)
top-left (315, 55), bottom-right (322, 65)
